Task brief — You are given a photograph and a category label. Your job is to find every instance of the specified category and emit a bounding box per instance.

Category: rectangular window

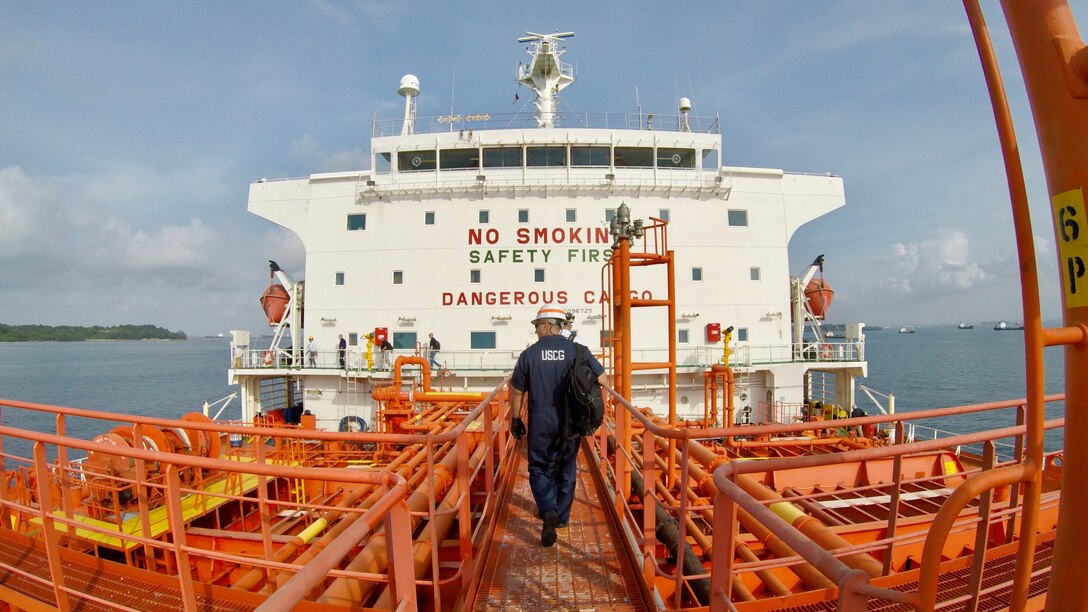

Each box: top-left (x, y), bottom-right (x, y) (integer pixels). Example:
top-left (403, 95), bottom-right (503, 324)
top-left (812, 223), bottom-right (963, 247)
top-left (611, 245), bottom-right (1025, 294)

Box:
top-left (479, 210), bottom-right (490, 224)
top-left (482, 147), bottom-right (523, 168)
top-left (566, 209), bottom-right (577, 223)
top-left (424, 211), bottom-right (435, 225)
top-left (439, 148), bottom-right (478, 170)
top-left (348, 333), bottom-right (358, 346)
top-left (750, 267), bottom-right (761, 281)
top-left (470, 269), bottom-right (481, 283)
top-left (518, 209), bottom-right (529, 223)
top-left (392, 270), bottom-right (403, 285)
top-left (702, 149), bottom-right (720, 170)
top-left (470, 331), bottom-right (497, 349)
top-left (392, 332), bottom-right (417, 350)
top-left (728, 209), bottom-right (749, 227)
top-left (658, 209), bottom-right (670, 222)
top-left (737, 328), bottom-right (749, 342)
top-left (347, 213), bottom-right (366, 231)
top-left (692, 267), bottom-right (703, 281)
top-left (398, 150), bottom-right (436, 171)
top-left (614, 147), bottom-right (654, 168)
top-left (678, 329), bottom-right (689, 344)
top-left (335, 272), bottom-right (345, 286)
top-left (605, 209), bottom-right (616, 223)
top-left (657, 147), bottom-right (696, 168)
top-left (571, 145), bottom-right (610, 166)
top-left (526, 146), bottom-right (566, 167)
top-left (534, 269), bottom-right (545, 283)
top-left (375, 152), bottom-right (392, 173)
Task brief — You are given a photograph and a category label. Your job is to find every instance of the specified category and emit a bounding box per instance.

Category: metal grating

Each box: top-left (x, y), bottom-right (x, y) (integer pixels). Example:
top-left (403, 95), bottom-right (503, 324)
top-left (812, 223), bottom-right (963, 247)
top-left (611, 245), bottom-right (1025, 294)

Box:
top-left (473, 446), bottom-right (646, 611)
top-left (776, 538), bottom-right (1054, 612)
top-left (0, 531), bottom-right (255, 612)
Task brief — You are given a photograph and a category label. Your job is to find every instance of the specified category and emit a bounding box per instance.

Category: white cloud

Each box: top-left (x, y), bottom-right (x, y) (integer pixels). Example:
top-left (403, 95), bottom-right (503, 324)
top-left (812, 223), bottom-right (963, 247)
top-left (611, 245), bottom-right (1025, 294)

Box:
top-left (881, 230), bottom-right (989, 295)
top-left (289, 134), bottom-right (368, 173)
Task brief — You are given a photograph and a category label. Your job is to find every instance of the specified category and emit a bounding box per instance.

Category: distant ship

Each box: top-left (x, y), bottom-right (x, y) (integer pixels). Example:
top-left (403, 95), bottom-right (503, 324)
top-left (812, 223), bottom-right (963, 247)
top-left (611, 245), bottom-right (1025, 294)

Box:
top-left (958, 322), bottom-right (974, 329)
top-left (898, 326), bottom-right (915, 334)
top-left (994, 320), bottom-right (1025, 331)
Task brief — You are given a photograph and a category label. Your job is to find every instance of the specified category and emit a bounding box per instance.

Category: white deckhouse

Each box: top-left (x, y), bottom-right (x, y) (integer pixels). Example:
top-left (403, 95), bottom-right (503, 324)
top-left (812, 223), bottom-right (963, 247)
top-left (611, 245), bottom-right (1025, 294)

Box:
top-left (228, 32), bottom-right (865, 431)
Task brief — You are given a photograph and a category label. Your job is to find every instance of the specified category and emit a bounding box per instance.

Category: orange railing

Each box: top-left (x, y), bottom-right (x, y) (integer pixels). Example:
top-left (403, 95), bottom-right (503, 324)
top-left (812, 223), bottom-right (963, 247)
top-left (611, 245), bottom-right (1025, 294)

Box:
top-left (0, 381), bottom-right (518, 610)
top-left (595, 390), bottom-right (1065, 610)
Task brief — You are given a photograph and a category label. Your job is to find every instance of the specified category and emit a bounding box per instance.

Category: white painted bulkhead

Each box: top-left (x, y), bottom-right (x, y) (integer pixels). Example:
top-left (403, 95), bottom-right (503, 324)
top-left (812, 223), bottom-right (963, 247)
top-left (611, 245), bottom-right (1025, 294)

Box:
top-left (234, 126), bottom-right (851, 429)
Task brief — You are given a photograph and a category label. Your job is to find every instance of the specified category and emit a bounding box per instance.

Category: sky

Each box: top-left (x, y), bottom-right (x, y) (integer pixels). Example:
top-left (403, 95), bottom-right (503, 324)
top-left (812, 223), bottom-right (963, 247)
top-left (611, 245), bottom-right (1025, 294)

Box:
top-left (2, 1), bottom-right (1085, 335)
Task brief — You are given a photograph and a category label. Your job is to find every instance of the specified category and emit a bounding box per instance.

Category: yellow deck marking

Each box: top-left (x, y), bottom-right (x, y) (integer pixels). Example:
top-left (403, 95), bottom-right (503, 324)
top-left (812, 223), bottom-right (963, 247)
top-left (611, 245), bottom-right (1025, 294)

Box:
top-left (1053, 187), bottom-right (1088, 307)
top-left (32, 455), bottom-right (299, 550)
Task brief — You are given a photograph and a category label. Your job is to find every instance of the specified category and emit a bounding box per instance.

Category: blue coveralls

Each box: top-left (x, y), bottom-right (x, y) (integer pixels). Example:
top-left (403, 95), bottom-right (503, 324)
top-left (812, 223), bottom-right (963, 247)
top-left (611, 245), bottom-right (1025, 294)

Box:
top-left (511, 334), bottom-right (605, 523)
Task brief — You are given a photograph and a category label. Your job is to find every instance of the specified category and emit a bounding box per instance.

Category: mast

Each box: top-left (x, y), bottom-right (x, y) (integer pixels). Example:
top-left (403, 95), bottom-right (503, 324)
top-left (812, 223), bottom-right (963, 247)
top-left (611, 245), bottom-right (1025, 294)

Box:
top-left (516, 31), bottom-right (576, 128)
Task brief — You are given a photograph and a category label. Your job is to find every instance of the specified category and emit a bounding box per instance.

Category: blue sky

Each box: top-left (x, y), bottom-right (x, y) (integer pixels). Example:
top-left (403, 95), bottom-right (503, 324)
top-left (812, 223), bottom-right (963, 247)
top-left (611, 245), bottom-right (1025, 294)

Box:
top-left (1, 2), bottom-right (1083, 335)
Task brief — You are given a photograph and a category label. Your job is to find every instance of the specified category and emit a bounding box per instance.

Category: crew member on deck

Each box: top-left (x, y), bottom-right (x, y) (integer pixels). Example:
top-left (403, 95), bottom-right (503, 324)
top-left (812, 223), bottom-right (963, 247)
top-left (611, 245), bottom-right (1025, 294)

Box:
top-left (509, 304), bottom-right (605, 547)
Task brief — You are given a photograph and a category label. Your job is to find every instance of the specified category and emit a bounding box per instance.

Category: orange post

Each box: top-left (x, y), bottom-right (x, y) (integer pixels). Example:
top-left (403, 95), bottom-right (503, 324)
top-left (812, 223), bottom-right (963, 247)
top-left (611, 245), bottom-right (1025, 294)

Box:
top-left (997, 2), bottom-right (1088, 609)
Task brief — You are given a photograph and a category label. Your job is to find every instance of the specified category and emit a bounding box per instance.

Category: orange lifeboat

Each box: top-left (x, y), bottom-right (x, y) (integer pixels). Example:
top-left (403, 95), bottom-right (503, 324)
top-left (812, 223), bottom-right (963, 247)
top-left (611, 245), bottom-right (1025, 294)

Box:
top-left (804, 278), bottom-right (834, 319)
top-left (260, 283), bottom-right (290, 326)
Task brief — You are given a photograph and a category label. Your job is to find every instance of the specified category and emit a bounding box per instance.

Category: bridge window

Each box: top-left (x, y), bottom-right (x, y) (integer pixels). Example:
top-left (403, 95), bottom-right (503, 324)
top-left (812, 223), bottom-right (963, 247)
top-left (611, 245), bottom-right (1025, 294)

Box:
top-left (566, 209), bottom-right (577, 223)
top-left (534, 269), bottom-right (545, 283)
top-left (347, 214), bottom-right (366, 231)
top-left (392, 332), bottom-right (417, 350)
top-left (728, 210), bottom-right (748, 227)
top-left (425, 211), bottom-right (435, 225)
top-left (692, 267), bottom-right (703, 282)
top-left (470, 269), bottom-right (481, 283)
top-left (440, 148), bottom-right (479, 170)
top-left (518, 209), bottom-right (529, 223)
top-left (392, 270), bottom-right (403, 285)
top-left (483, 147), bottom-right (522, 168)
top-left (702, 149), bottom-right (720, 170)
top-left (657, 148), bottom-right (696, 168)
top-left (471, 331), bottom-right (497, 349)
top-left (571, 146), bottom-right (610, 167)
top-left (479, 210), bottom-right (490, 224)
top-left (376, 152), bottom-right (391, 173)
top-left (658, 209), bottom-right (670, 222)
top-left (750, 267), bottom-right (761, 281)
top-left (678, 329), bottom-right (689, 344)
top-left (398, 150), bottom-right (436, 171)
top-left (614, 147), bottom-right (653, 168)
top-left (526, 146), bottom-right (566, 167)
top-left (737, 328), bottom-right (749, 342)
top-left (335, 272), bottom-right (345, 286)
top-left (348, 333), bottom-right (358, 346)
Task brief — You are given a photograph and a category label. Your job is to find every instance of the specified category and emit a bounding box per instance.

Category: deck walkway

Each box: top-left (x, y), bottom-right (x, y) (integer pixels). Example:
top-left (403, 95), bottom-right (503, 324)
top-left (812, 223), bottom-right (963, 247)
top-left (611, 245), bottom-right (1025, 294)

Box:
top-left (472, 444), bottom-right (647, 611)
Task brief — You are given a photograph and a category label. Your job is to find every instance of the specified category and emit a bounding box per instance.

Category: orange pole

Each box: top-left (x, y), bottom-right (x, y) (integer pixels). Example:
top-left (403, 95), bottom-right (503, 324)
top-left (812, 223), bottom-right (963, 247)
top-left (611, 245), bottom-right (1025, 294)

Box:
top-left (996, 2), bottom-right (1088, 609)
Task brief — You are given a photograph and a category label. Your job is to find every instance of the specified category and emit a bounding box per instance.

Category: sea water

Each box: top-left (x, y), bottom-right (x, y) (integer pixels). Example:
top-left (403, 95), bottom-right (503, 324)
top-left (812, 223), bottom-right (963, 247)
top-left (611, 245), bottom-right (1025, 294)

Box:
top-left (0, 330), bottom-right (1068, 458)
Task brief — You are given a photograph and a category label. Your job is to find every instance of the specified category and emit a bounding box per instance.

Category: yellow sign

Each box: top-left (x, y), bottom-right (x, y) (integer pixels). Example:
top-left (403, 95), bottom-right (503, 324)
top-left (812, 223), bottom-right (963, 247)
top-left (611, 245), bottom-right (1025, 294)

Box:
top-left (1053, 188), bottom-right (1088, 308)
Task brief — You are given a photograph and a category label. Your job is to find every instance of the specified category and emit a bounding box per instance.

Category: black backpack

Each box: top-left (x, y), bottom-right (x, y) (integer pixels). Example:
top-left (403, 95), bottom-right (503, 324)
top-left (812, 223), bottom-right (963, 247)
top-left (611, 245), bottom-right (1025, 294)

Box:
top-left (563, 344), bottom-right (605, 438)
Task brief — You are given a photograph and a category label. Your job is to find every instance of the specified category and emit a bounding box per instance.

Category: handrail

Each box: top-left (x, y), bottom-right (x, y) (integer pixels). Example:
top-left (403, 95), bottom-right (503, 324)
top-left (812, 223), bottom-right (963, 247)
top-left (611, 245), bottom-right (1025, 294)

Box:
top-left (600, 384), bottom-right (1065, 609)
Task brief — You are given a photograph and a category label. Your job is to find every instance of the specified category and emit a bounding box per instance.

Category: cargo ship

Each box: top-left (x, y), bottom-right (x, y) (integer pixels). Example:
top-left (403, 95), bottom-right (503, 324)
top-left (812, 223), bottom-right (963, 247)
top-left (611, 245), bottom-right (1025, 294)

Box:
top-left (1, 3), bottom-right (1085, 610)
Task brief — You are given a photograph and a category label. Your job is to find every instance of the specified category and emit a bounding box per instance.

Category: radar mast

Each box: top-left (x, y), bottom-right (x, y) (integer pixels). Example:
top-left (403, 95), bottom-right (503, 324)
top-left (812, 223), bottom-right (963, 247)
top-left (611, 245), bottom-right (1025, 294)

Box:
top-left (516, 31), bottom-right (575, 128)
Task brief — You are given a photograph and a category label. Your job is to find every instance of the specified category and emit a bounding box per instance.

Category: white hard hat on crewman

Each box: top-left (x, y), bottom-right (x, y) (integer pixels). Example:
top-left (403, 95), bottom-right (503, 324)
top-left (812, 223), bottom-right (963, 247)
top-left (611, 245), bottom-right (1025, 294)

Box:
top-left (531, 304), bottom-right (567, 325)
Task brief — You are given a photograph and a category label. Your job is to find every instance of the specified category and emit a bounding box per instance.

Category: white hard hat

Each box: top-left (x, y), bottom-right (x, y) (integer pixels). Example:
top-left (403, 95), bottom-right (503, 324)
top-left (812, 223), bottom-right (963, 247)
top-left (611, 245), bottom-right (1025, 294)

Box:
top-left (531, 304), bottom-right (567, 325)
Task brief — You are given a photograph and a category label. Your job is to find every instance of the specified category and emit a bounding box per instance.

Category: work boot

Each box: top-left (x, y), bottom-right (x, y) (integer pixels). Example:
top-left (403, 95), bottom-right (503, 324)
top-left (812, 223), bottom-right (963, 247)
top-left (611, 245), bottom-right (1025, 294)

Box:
top-left (541, 509), bottom-right (559, 547)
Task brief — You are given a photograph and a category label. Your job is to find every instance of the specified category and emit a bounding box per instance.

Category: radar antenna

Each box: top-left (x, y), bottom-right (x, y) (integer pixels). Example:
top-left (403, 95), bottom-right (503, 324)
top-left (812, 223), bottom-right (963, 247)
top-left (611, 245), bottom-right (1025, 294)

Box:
top-left (397, 74), bottom-right (420, 136)
top-left (516, 31), bottom-right (576, 128)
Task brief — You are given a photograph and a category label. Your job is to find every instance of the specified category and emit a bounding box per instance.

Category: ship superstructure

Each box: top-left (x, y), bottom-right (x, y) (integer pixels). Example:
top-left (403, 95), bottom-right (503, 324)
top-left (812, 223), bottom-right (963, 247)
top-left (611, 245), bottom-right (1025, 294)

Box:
top-left (229, 32), bottom-right (865, 430)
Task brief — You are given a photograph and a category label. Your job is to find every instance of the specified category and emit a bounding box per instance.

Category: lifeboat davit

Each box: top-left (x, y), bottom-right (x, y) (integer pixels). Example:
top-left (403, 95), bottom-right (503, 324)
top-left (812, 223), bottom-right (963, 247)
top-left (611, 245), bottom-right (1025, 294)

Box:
top-left (260, 283), bottom-right (290, 326)
top-left (804, 278), bottom-right (834, 319)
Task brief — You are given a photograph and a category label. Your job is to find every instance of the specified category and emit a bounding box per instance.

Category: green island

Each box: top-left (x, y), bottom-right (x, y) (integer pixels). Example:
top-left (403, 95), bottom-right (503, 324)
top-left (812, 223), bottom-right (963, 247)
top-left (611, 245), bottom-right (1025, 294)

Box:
top-left (0, 324), bottom-right (187, 342)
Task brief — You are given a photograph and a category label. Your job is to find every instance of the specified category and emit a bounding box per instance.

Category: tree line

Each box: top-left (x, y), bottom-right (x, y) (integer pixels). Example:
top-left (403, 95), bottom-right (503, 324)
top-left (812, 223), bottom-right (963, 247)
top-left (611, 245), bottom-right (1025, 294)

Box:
top-left (0, 324), bottom-right (187, 342)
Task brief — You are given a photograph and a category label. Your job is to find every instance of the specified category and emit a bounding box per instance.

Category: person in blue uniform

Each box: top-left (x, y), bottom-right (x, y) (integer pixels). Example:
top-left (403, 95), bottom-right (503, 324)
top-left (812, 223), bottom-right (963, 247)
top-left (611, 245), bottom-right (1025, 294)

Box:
top-left (509, 304), bottom-right (606, 547)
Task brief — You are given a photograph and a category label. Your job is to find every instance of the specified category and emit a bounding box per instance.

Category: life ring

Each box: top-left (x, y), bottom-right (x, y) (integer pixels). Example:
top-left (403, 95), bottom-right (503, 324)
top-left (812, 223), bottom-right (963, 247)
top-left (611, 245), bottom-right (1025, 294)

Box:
top-left (263, 351), bottom-right (274, 366)
top-left (338, 415), bottom-right (368, 433)
top-left (820, 344), bottom-right (834, 359)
